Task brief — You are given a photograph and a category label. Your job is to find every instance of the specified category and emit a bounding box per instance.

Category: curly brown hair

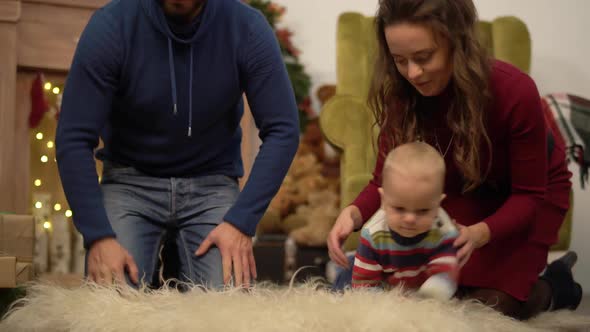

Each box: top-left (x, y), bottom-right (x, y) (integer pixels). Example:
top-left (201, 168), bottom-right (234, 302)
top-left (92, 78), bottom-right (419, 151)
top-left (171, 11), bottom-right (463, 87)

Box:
top-left (369, 0), bottom-right (492, 192)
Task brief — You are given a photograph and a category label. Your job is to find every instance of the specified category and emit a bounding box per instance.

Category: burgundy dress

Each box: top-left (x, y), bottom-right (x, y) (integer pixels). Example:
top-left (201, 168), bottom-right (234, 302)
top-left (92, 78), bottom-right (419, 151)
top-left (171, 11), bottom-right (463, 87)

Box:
top-left (352, 60), bottom-right (572, 301)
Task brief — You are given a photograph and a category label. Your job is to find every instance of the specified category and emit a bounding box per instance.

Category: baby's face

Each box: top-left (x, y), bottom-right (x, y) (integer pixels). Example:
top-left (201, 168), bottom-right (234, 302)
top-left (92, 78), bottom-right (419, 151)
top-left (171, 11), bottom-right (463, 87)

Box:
top-left (379, 171), bottom-right (442, 238)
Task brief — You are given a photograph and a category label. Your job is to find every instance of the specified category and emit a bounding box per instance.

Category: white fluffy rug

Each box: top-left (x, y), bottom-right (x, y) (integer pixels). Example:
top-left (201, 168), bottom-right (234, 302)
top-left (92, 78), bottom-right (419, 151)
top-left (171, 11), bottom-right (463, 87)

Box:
top-left (1, 281), bottom-right (589, 332)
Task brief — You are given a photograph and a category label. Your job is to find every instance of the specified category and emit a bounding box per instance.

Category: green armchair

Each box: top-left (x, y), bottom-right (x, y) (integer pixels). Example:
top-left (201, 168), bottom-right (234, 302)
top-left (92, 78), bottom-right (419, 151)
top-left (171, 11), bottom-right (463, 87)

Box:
top-left (320, 13), bottom-right (571, 252)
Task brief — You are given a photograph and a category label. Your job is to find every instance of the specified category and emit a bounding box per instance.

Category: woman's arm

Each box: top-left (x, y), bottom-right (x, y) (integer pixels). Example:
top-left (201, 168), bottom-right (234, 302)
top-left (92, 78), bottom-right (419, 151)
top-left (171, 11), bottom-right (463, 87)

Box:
top-left (351, 133), bottom-right (390, 223)
top-left (483, 74), bottom-right (548, 241)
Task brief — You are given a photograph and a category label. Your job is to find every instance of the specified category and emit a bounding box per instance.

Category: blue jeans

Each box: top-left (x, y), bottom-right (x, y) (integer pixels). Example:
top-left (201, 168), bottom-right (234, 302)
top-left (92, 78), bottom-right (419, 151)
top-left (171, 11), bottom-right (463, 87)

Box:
top-left (98, 161), bottom-right (239, 289)
top-left (332, 255), bottom-right (356, 291)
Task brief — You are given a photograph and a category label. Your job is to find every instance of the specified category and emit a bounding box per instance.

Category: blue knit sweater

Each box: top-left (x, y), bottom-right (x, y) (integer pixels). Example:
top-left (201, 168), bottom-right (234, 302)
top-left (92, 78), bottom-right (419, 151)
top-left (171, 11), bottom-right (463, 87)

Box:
top-left (56, 0), bottom-right (299, 248)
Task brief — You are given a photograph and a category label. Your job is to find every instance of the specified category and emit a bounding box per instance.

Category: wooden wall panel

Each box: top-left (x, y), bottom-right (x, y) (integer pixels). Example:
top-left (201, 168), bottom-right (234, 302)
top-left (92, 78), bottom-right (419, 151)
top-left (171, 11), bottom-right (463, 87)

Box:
top-left (17, 2), bottom-right (95, 71)
top-left (13, 73), bottom-right (34, 214)
top-left (24, 0), bottom-right (107, 10)
top-left (239, 97), bottom-right (261, 190)
top-left (0, 22), bottom-right (18, 212)
top-left (0, 1), bottom-right (21, 23)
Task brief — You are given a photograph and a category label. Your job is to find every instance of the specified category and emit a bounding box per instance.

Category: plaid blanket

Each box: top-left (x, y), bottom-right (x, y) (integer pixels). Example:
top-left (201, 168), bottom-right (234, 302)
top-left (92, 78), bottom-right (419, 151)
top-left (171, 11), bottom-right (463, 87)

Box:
top-left (541, 93), bottom-right (590, 188)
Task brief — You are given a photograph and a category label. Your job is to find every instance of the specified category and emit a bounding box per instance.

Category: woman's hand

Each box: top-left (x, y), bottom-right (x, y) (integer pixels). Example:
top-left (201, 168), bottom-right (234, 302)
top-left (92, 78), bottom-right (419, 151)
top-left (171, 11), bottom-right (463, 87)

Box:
top-left (453, 222), bottom-right (491, 267)
top-left (327, 205), bottom-right (363, 268)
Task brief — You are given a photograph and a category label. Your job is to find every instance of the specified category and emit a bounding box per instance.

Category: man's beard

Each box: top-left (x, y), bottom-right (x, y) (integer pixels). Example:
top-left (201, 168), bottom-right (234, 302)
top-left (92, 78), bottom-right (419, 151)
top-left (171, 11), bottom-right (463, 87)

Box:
top-left (161, 0), bottom-right (205, 24)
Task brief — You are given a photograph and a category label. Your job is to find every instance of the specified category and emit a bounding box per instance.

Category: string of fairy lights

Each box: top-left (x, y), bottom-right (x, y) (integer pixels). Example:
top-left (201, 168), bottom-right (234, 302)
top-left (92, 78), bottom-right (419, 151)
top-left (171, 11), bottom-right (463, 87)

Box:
top-left (32, 80), bottom-right (72, 231)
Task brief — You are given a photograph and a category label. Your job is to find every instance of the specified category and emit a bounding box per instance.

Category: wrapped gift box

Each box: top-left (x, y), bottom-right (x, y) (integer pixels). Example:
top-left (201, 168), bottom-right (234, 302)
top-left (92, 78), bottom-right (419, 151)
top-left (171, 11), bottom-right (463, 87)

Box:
top-left (32, 193), bottom-right (51, 273)
top-left (72, 231), bottom-right (86, 275)
top-left (50, 214), bottom-right (71, 274)
top-left (0, 214), bottom-right (35, 262)
top-left (0, 256), bottom-right (34, 288)
top-left (34, 217), bottom-right (49, 273)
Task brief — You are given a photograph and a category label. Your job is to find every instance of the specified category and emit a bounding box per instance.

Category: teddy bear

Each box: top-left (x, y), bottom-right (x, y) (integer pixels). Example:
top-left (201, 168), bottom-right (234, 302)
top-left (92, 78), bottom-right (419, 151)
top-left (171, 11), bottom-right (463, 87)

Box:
top-left (299, 118), bottom-right (325, 162)
top-left (288, 189), bottom-right (340, 247)
top-left (288, 149), bottom-right (321, 179)
top-left (256, 185), bottom-right (294, 235)
top-left (290, 172), bottom-right (327, 206)
top-left (257, 151), bottom-right (327, 235)
top-left (256, 84), bottom-right (342, 240)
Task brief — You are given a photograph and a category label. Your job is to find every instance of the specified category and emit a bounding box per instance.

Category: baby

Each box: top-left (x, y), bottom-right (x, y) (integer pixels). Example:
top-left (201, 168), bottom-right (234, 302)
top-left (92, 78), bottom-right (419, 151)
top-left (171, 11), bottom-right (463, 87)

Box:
top-left (352, 142), bottom-right (459, 300)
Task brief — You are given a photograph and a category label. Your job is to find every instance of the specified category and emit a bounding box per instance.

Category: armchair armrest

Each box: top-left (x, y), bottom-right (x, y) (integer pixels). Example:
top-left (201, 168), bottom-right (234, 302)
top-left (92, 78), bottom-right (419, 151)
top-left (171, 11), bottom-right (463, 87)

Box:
top-left (320, 95), bottom-right (372, 149)
top-left (320, 94), bottom-right (378, 209)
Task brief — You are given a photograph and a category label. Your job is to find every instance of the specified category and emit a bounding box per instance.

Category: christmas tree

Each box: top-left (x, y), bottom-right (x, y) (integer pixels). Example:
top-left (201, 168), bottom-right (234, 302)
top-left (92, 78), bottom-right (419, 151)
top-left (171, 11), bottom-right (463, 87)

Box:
top-left (245, 0), bottom-right (314, 132)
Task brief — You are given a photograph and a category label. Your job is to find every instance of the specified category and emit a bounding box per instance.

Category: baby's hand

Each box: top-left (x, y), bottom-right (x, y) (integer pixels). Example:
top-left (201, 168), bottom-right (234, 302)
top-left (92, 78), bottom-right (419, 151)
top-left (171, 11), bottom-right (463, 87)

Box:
top-left (417, 273), bottom-right (457, 301)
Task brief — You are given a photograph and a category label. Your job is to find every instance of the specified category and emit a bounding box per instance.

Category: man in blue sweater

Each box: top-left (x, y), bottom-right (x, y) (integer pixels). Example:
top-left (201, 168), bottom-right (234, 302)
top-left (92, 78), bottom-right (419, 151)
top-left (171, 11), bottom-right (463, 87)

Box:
top-left (56, 0), bottom-right (300, 289)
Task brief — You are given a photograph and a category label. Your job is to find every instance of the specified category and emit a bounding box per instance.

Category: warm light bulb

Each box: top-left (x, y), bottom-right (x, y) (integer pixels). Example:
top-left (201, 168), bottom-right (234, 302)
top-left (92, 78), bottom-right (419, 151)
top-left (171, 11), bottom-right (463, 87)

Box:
top-left (40, 155), bottom-right (49, 163)
top-left (46, 141), bottom-right (54, 148)
top-left (65, 210), bottom-right (73, 217)
top-left (34, 179), bottom-right (42, 187)
top-left (35, 201), bottom-right (42, 209)
top-left (36, 132), bottom-right (44, 140)
top-left (44, 82), bottom-right (52, 90)
top-left (43, 221), bottom-right (51, 229)
top-left (54, 203), bottom-right (62, 211)
top-left (52, 87), bottom-right (60, 94)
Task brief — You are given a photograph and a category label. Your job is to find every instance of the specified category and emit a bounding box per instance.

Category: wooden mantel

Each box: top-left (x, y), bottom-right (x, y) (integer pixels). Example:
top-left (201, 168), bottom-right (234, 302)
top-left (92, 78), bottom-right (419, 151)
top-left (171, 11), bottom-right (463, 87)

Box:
top-left (0, 0), bottom-right (260, 213)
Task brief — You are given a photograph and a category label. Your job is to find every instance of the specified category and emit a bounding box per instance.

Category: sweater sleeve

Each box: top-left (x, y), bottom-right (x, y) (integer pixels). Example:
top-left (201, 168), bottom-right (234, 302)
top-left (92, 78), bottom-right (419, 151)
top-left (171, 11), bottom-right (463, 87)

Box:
top-left (483, 75), bottom-right (548, 241)
top-left (426, 237), bottom-right (458, 279)
top-left (352, 229), bottom-right (383, 288)
top-left (351, 133), bottom-right (389, 223)
top-left (226, 12), bottom-right (300, 236)
top-left (55, 10), bottom-right (122, 248)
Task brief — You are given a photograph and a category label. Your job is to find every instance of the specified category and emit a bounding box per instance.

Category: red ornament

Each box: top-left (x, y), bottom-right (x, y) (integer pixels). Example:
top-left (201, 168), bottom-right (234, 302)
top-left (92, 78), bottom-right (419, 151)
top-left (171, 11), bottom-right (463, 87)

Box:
top-left (29, 72), bottom-right (49, 129)
top-left (276, 28), bottom-right (300, 57)
top-left (298, 96), bottom-right (315, 118)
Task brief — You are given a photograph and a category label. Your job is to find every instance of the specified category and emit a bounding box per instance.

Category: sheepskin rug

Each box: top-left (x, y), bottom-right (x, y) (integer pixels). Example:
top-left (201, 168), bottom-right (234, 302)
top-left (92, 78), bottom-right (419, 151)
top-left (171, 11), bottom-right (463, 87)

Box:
top-left (1, 281), bottom-right (589, 332)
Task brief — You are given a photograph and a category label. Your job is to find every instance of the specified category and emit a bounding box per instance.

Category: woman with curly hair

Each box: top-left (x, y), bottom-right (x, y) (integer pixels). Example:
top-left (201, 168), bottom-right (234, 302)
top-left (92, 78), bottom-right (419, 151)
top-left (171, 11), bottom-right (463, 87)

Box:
top-left (327, 0), bottom-right (582, 319)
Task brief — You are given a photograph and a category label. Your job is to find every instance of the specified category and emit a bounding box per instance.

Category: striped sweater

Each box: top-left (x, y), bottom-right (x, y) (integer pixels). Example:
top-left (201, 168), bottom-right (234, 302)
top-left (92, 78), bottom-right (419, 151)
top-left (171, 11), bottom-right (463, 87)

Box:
top-left (352, 209), bottom-right (459, 289)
